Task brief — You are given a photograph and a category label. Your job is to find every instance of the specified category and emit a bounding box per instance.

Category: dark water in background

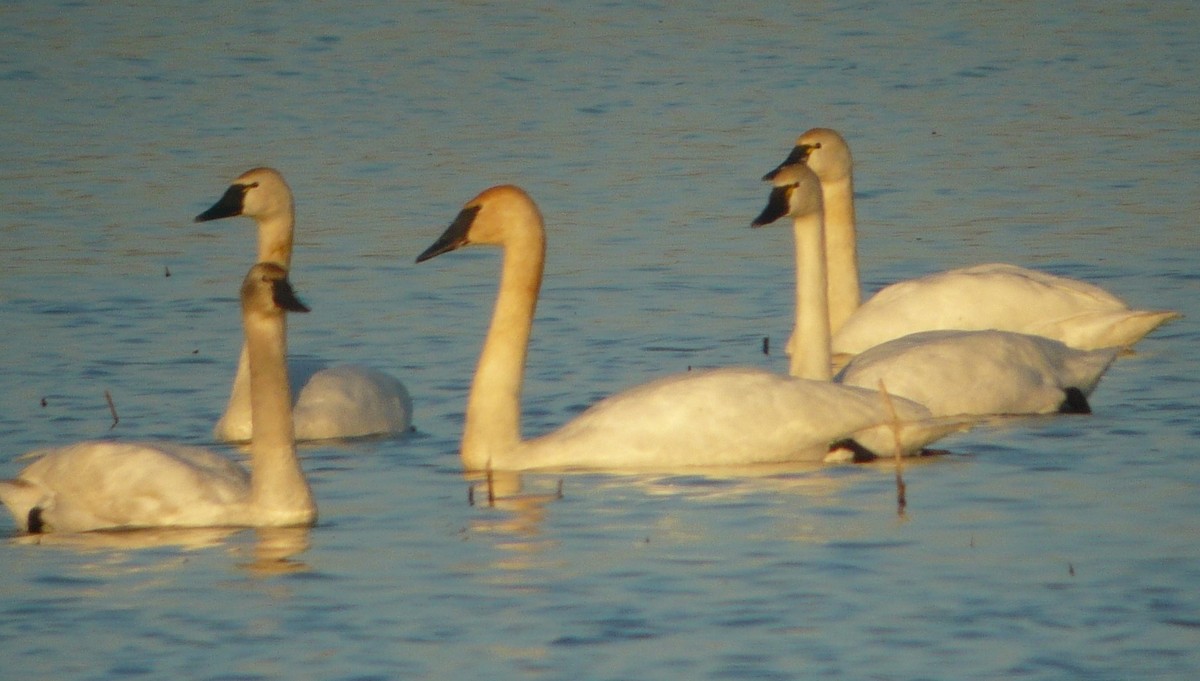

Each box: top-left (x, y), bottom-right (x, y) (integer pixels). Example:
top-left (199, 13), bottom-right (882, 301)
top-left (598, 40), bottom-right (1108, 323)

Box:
top-left (1, 1), bottom-right (1198, 679)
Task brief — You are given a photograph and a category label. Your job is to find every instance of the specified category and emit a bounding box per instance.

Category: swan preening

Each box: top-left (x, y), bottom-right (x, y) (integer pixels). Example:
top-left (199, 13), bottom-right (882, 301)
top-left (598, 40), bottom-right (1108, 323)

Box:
top-left (755, 150), bottom-right (1119, 418)
top-left (760, 128), bottom-right (1180, 357)
top-left (417, 184), bottom-right (965, 472)
top-left (0, 263), bottom-right (317, 533)
top-left (196, 167), bottom-right (412, 442)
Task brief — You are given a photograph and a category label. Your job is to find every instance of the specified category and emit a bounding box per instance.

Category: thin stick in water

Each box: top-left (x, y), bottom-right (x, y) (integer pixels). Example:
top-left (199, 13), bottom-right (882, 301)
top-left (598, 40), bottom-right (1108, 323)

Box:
top-left (104, 390), bottom-right (119, 430)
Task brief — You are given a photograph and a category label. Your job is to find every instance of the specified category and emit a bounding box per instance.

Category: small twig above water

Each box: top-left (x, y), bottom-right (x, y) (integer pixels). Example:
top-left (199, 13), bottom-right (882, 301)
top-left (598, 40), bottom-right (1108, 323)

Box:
top-left (104, 390), bottom-right (119, 430)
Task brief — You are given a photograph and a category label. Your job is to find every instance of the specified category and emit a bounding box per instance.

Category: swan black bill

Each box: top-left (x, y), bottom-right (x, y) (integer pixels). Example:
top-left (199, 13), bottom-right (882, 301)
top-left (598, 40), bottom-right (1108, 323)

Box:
top-left (761, 144), bottom-right (815, 181)
top-left (416, 205), bottom-right (480, 263)
top-left (272, 277), bottom-right (310, 313)
top-left (195, 183), bottom-right (250, 222)
top-left (751, 185), bottom-right (792, 227)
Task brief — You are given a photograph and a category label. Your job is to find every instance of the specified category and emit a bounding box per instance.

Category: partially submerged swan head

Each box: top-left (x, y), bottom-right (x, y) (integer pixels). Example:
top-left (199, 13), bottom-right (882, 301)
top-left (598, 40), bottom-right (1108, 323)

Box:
top-left (416, 185), bottom-right (545, 262)
top-left (196, 167), bottom-right (294, 224)
top-left (241, 261), bottom-right (309, 317)
top-left (762, 128), bottom-right (852, 185)
top-left (752, 163), bottom-right (824, 228)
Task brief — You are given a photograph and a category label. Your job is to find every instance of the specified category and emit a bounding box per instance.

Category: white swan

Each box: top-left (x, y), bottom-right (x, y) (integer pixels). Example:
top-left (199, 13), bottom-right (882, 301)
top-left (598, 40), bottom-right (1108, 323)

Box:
top-left (760, 128), bottom-right (1180, 356)
top-left (0, 263), bottom-right (317, 533)
top-left (754, 163), bottom-right (1120, 418)
top-left (415, 184), bottom-right (965, 472)
top-left (196, 167), bottom-right (412, 441)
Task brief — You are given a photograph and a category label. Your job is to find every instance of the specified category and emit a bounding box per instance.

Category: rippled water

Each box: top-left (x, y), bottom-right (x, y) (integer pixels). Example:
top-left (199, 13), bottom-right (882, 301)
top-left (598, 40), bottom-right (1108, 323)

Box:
top-left (2, 1), bottom-right (1198, 679)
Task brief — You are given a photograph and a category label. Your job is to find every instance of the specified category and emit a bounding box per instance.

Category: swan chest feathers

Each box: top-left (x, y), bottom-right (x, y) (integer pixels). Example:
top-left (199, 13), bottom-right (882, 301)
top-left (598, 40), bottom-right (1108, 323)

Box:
top-left (0, 441), bottom-right (252, 533)
top-left (836, 330), bottom-right (1118, 417)
top-left (514, 367), bottom-right (944, 470)
top-left (832, 264), bottom-right (1179, 354)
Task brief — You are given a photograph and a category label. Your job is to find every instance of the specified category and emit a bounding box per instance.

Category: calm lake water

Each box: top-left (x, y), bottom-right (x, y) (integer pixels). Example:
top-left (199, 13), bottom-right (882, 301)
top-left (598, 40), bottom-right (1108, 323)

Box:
top-left (2, 1), bottom-right (1199, 679)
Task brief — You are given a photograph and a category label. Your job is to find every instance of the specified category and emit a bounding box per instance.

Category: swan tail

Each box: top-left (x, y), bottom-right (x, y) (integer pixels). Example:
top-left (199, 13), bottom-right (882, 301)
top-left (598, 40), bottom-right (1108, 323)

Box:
top-left (1058, 388), bottom-right (1092, 415)
top-left (1050, 309), bottom-right (1181, 350)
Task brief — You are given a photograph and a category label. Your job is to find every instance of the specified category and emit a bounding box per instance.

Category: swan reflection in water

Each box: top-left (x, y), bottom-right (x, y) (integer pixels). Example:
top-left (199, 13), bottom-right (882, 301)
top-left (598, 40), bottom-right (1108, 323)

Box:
top-left (10, 525), bottom-right (313, 575)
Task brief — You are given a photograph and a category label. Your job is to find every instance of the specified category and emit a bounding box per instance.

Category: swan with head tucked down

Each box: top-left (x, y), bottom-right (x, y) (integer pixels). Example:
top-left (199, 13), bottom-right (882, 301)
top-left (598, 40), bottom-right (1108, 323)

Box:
top-left (415, 183), bottom-right (965, 472)
top-left (196, 167), bottom-right (412, 442)
top-left (760, 128), bottom-right (1180, 359)
top-left (0, 263), bottom-right (317, 533)
top-left (754, 163), bottom-right (1120, 417)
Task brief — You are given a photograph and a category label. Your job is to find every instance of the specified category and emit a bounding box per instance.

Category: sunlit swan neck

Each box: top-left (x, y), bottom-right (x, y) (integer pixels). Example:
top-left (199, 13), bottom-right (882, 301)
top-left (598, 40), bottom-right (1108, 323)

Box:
top-left (242, 268), bottom-right (313, 521)
top-left (790, 195), bottom-right (833, 381)
top-left (821, 174), bottom-right (859, 333)
top-left (464, 211), bottom-right (545, 470)
top-left (793, 128), bottom-right (860, 333)
top-left (754, 163), bottom-right (832, 380)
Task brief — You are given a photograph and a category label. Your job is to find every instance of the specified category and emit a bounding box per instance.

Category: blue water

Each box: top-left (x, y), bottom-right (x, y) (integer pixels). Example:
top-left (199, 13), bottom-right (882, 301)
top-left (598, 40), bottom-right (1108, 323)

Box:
top-left (2, 1), bottom-right (1198, 679)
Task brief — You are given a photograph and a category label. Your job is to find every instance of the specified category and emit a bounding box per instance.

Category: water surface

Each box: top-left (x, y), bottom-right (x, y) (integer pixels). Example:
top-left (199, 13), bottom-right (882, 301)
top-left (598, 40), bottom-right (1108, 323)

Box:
top-left (2, 2), bottom-right (1198, 679)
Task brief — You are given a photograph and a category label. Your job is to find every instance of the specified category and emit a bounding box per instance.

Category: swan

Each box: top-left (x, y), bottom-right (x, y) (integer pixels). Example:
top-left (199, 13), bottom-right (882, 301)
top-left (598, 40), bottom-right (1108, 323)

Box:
top-left (754, 163), bottom-right (1119, 417)
top-left (0, 263), bottom-right (317, 533)
top-left (415, 183), bottom-right (966, 472)
top-left (760, 128), bottom-right (1180, 356)
top-left (195, 167), bottom-right (412, 441)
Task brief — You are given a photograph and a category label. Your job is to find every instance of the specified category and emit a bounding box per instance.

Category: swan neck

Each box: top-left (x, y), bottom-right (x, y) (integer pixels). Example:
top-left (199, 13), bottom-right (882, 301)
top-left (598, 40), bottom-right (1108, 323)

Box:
top-left (822, 176), bottom-right (860, 335)
top-left (461, 224), bottom-right (545, 471)
top-left (244, 313), bottom-right (315, 523)
top-left (256, 211), bottom-right (295, 268)
top-left (790, 211), bottom-right (833, 381)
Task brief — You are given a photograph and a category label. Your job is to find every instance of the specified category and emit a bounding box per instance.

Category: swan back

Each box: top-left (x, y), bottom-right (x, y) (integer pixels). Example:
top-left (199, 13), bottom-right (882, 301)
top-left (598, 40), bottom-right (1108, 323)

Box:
top-left (833, 263), bottom-right (1181, 353)
top-left (836, 329), bottom-right (1118, 416)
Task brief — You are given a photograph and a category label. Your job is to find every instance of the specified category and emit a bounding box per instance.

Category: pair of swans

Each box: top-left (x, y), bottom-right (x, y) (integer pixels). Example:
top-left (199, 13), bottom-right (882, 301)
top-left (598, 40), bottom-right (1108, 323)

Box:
top-left (415, 181), bottom-right (965, 472)
top-left (195, 168), bottom-right (412, 443)
top-left (765, 128), bottom-right (1180, 358)
top-left (0, 264), bottom-right (317, 533)
top-left (753, 128), bottom-right (1178, 417)
top-left (755, 141), bottom-right (1117, 417)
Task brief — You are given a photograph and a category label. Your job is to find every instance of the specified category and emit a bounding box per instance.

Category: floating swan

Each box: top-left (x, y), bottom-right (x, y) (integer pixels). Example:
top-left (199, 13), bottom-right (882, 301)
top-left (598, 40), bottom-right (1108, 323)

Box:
top-left (760, 128), bottom-right (1180, 357)
top-left (196, 167), bottom-right (412, 441)
top-left (415, 184), bottom-right (965, 472)
top-left (755, 163), bottom-right (1119, 417)
top-left (0, 263), bottom-right (317, 533)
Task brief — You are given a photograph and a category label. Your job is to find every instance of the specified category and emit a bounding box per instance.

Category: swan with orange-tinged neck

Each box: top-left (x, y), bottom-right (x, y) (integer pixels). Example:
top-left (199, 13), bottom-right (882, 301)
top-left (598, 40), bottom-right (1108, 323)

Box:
top-left (196, 167), bottom-right (412, 442)
top-left (760, 128), bottom-right (1180, 359)
top-left (416, 183), bottom-right (964, 472)
top-left (0, 263), bottom-right (316, 533)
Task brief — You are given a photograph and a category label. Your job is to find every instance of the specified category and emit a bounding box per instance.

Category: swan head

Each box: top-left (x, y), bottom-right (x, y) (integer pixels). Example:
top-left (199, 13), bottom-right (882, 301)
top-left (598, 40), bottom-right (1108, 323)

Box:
top-left (196, 167), bottom-right (294, 223)
top-left (751, 163), bottom-right (823, 228)
top-left (761, 128), bottom-right (852, 184)
top-left (416, 185), bottom-right (544, 262)
top-left (241, 262), bottom-right (310, 318)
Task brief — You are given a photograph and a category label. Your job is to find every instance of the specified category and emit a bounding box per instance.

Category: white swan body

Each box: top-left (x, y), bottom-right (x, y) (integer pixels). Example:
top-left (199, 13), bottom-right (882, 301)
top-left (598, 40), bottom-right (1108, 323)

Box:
top-left (836, 330), bottom-right (1118, 416)
top-left (416, 184), bottom-right (963, 472)
top-left (0, 264), bottom-right (317, 533)
top-left (762, 128), bottom-right (1180, 355)
top-left (196, 167), bottom-right (412, 441)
